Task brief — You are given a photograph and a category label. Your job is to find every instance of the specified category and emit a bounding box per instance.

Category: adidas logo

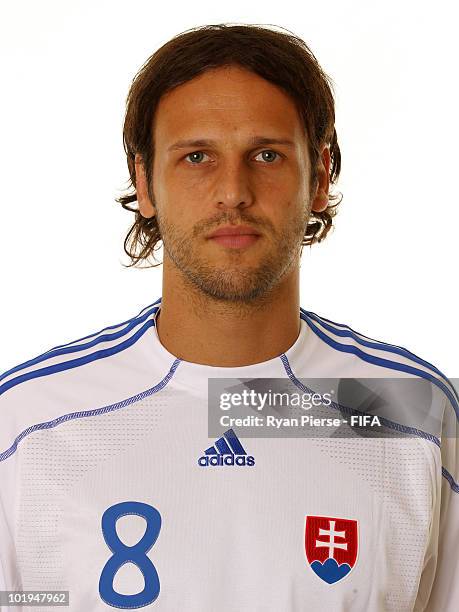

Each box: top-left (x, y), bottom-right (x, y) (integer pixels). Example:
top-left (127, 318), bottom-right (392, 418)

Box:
top-left (198, 428), bottom-right (255, 467)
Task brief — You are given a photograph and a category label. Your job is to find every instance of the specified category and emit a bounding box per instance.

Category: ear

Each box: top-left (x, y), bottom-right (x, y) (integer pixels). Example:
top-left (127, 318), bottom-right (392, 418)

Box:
top-left (310, 145), bottom-right (331, 213)
top-left (134, 153), bottom-right (156, 219)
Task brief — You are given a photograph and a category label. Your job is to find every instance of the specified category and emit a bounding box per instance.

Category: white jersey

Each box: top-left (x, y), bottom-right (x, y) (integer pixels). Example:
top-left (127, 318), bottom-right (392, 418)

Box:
top-left (0, 297), bottom-right (458, 611)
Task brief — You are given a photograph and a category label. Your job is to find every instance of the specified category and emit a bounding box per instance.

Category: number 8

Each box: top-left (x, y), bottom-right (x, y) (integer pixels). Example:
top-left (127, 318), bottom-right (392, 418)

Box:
top-left (99, 501), bottom-right (161, 609)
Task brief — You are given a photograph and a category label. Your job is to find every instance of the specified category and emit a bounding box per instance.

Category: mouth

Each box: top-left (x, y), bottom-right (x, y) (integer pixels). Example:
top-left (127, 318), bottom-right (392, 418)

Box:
top-left (206, 224), bottom-right (261, 249)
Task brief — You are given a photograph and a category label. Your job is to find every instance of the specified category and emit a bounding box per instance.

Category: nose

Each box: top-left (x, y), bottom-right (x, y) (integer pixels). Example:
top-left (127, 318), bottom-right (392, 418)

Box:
top-left (214, 156), bottom-right (255, 210)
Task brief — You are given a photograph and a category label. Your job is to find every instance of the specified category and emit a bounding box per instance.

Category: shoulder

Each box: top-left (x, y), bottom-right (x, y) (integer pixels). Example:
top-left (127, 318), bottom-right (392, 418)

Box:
top-left (0, 300), bottom-right (161, 461)
top-left (301, 308), bottom-right (459, 494)
top-left (0, 300), bottom-right (160, 400)
top-left (300, 307), bottom-right (458, 417)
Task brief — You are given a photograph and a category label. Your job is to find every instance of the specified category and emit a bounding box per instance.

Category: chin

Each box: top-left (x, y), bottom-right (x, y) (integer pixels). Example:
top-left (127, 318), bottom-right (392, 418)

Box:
top-left (193, 272), bottom-right (276, 302)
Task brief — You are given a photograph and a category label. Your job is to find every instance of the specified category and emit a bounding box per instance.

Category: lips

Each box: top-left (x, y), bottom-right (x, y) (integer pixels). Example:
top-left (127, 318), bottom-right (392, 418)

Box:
top-left (207, 225), bottom-right (260, 238)
top-left (207, 226), bottom-right (261, 250)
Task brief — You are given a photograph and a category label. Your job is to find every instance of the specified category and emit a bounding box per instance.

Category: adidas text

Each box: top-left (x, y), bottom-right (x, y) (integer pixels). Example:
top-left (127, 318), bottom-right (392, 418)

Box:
top-left (198, 455), bottom-right (255, 467)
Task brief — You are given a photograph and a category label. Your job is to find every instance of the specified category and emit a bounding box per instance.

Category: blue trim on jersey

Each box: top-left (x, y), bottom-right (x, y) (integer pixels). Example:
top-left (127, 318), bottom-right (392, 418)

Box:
top-left (0, 357), bottom-right (181, 462)
top-left (41, 299), bottom-right (161, 355)
top-left (0, 302), bottom-right (161, 387)
top-left (442, 467), bottom-right (459, 494)
top-left (280, 351), bottom-right (459, 494)
top-left (302, 308), bottom-right (459, 406)
top-left (0, 319), bottom-right (155, 396)
top-left (301, 312), bottom-right (459, 421)
top-left (279, 353), bottom-right (441, 447)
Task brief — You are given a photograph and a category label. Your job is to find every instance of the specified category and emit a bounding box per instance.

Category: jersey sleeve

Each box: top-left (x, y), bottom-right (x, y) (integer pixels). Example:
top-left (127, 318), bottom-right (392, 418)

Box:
top-left (421, 390), bottom-right (459, 611)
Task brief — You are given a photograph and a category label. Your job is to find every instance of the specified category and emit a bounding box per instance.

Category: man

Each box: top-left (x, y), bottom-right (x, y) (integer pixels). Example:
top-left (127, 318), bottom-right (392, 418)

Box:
top-left (1, 23), bottom-right (457, 611)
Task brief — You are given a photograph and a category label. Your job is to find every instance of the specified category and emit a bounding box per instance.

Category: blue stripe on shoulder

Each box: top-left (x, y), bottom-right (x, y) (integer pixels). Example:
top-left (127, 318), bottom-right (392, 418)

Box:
top-left (42, 298), bottom-right (161, 355)
top-left (301, 312), bottom-right (459, 420)
top-left (0, 318), bottom-right (155, 396)
top-left (0, 300), bottom-right (161, 384)
top-left (302, 309), bottom-right (459, 406)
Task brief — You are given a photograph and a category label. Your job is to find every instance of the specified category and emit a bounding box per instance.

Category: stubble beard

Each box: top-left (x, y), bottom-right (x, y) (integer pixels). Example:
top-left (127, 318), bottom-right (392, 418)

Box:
top-left (155, 207), bottom-right (308, 305)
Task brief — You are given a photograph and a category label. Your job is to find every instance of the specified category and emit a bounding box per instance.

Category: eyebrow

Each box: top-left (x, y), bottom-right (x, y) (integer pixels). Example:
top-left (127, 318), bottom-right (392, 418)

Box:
top-left (167, 136), bottom-right (296, 151)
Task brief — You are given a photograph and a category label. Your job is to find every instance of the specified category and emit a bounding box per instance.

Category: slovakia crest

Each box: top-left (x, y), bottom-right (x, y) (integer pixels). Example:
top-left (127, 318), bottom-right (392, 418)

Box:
top-left (305, 515), bottom-right (358, 584)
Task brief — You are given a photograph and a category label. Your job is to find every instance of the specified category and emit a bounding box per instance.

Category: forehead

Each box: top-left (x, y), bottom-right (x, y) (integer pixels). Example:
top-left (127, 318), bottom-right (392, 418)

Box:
top-left (153, 65), bottom-right (305, 144)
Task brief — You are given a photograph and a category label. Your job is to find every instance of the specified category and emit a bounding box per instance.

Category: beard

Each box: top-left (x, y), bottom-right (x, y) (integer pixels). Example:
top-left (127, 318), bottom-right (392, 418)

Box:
top-left (155, 206), bottom-right (308, 304)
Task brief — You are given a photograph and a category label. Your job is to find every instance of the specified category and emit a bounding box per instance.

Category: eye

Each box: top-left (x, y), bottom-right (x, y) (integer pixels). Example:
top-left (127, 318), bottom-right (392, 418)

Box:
top-left (185, 151), bottom-right (210, 164)
top-left (254, 150), bottom-right (280, 163)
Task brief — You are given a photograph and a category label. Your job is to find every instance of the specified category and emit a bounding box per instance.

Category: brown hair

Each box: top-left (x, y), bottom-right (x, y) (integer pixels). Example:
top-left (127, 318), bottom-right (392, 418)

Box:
top-left (117, 23), bottom-right (342, 268)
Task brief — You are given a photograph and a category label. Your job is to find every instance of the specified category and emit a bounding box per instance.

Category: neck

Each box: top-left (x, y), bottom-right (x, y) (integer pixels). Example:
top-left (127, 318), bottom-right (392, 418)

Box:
top-left (155, 258), bottom-right (301, 367)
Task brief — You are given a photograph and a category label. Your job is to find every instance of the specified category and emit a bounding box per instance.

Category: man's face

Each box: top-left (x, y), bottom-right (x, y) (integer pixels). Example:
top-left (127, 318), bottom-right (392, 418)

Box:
top-left (137, 64), bottom-right (329, 303)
